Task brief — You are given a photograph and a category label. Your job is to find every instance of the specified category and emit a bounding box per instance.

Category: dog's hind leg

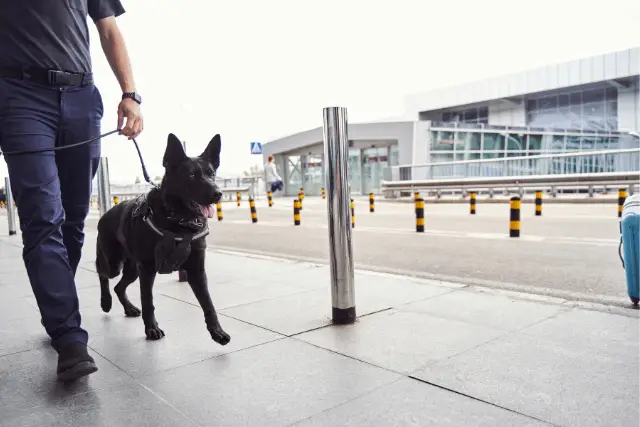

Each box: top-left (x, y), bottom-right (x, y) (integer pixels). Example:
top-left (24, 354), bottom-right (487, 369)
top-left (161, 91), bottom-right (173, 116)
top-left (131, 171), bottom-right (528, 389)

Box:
top-left (100, 275), bottom-right (113, 313)
top-left (114, 259), bottom-right (141, 317)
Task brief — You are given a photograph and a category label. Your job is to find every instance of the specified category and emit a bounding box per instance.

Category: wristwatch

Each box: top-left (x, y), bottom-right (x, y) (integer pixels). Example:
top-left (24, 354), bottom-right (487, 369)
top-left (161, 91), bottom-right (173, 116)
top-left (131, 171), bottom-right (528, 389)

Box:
top-left (122, 92), bottom-right (142, 105)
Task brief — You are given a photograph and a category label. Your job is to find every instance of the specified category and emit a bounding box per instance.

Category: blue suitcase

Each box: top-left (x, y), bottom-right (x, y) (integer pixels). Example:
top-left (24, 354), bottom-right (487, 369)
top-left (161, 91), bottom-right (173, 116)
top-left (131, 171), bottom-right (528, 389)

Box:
top-left (619, 194), bottom-right (640, 306)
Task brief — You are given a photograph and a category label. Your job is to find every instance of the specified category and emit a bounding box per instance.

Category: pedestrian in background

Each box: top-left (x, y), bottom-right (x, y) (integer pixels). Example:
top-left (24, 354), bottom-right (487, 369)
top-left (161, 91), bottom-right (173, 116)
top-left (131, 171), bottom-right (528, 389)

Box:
top-left (265, 155), bottom-right (283, 193)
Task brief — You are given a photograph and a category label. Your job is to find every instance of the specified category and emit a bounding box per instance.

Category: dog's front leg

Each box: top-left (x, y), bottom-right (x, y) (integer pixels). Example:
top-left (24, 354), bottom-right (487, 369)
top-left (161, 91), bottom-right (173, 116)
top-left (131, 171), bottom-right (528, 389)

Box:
top-left (138, 262), bottom-right (165, 340)
top-left (183, 252), bottom-right (231, 346)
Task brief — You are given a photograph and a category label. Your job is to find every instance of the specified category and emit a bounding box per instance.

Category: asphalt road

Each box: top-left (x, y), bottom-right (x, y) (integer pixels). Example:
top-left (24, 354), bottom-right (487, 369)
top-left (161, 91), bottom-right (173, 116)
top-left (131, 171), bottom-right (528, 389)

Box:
top-left (79, 196), bottom-right (630, 305)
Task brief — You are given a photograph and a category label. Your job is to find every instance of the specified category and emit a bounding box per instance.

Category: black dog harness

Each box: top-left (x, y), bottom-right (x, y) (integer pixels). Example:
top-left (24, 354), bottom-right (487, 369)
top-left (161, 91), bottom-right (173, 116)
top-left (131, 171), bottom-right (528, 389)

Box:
top-left (130, 194), bottom-right (209, 274)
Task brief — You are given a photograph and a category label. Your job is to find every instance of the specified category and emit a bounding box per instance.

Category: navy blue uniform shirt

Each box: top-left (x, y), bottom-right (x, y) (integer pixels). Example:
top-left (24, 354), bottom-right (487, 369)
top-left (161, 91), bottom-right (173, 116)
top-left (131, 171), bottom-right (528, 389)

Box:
top-left (0, 0), bottom-right (126, 74)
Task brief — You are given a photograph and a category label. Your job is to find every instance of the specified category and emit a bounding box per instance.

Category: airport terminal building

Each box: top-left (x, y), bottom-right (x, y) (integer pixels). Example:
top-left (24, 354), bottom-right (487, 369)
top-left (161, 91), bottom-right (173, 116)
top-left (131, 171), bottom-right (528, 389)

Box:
top-left (262, 47), bottom-right (640, 196)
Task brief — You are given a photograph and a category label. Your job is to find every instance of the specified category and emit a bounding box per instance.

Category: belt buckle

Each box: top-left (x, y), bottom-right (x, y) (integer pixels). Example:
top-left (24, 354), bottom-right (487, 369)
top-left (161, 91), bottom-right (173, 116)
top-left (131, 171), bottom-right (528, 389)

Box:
top-left (47, 69), bottom-right (65, 85)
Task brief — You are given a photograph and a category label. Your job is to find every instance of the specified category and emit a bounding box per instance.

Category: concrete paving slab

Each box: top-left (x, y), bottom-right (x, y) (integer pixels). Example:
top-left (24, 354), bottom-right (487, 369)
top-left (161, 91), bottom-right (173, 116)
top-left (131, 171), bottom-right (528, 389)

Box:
top-left (296, 309), bottom-right (508, 374)
top-left (3, 376), bottom-right (195, 427)
top-left (0, 313), bottom-right (49, 357)
top-left (220, 275), bottom-right (455, 336)
top-left (84, 296), bottom-right (283, 378)
top-left (518, 308), bottom-right (640, 358)
top-left (397, 288), bottom-right (569, 331)
top-left (0, 346), bottom-right (131, 414)
top-left (412, 330), bottom-right (640, 427)
top-left (293, 377), bottom-right (552, 427)
top-left (140, 338), bottom-right (402, 427)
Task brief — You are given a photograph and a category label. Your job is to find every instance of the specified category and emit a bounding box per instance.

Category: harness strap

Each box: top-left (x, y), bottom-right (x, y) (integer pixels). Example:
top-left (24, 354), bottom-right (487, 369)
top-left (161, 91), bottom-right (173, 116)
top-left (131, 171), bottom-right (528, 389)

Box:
top-left (143, 215), bottom-right (209, 241)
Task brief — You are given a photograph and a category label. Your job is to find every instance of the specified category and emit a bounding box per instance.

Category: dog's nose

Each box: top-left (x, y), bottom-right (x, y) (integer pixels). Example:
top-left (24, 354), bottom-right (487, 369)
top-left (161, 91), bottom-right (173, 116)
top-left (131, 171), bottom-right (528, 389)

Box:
top-left (212, 189), bottom-right (222, 203)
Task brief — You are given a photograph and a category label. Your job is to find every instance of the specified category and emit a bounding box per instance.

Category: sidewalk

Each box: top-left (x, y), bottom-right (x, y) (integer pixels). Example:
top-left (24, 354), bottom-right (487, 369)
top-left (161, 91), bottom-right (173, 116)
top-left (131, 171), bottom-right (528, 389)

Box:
top-left (0, 221), bottom-right (638, 426)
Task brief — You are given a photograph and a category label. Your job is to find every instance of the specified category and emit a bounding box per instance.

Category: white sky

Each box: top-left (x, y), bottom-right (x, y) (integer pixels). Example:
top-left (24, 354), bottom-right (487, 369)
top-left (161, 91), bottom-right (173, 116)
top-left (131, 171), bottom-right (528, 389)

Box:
top-left (1, 0), bottom-right (639, 183)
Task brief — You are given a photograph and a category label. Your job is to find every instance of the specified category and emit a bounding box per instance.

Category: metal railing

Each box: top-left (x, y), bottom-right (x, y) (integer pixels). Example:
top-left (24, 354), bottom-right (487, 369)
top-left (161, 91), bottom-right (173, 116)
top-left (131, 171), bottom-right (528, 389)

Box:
top-left (385, 148), bottom-right (640, 182)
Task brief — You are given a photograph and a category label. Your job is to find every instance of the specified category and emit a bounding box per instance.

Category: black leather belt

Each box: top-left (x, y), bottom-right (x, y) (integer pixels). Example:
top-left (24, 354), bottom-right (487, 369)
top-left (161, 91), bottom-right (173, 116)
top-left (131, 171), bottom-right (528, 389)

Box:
top-left (0, 66), bottom-right (93, 86)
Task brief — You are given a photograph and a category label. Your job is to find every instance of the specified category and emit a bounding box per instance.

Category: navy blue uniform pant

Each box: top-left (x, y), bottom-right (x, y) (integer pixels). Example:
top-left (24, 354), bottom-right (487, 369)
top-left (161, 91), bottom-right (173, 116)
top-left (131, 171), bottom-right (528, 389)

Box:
top-left (0, 77), bottom-right (102, 351)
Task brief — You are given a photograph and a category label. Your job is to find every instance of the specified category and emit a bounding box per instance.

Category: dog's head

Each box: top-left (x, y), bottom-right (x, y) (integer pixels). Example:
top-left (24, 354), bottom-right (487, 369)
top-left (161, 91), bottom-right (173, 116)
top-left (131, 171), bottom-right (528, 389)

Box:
top-left (161, 133), bottom-right (222, 218)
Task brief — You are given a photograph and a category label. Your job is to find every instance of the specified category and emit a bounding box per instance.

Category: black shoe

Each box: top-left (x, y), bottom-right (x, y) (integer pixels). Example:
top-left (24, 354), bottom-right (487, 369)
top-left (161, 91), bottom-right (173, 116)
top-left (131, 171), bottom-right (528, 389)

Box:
top-left (56, 342), bottom-right (98, 382)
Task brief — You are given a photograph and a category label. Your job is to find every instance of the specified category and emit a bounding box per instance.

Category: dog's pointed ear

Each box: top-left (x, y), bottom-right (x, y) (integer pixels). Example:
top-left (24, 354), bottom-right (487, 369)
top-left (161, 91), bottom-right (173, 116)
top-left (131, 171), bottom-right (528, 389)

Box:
top-left (200, 134), bottom-right (221, 169)
top-left (163, 133), bottom-right (187, 168)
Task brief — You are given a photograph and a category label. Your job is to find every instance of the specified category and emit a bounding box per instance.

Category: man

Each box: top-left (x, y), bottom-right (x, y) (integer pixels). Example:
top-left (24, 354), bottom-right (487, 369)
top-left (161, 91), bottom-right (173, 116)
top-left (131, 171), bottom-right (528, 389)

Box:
top-left (265, 155), bottom-right (283, 193)
top-left (0, 1), bottom-right (143, 381)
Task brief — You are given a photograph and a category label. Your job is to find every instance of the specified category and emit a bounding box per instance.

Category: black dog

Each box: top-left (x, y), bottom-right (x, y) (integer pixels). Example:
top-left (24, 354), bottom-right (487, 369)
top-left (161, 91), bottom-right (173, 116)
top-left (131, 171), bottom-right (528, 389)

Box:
top-left (95, 133), bottom-right (230, 345)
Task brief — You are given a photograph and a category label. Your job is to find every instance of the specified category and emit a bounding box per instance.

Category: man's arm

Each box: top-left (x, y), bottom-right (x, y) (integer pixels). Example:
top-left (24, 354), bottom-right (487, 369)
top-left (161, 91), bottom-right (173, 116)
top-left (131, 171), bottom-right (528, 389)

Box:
top-left (95, 17), bottom-right (143, 139)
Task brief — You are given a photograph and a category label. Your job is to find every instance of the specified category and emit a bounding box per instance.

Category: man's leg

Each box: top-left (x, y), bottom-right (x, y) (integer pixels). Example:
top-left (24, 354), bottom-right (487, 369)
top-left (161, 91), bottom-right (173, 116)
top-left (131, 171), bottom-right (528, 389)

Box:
top-left (56, 84), bottom-right (103, 275)
top-left (0, 78), bottom-right (96, 381)
top-left (0, 78), bottom-right (89, 350)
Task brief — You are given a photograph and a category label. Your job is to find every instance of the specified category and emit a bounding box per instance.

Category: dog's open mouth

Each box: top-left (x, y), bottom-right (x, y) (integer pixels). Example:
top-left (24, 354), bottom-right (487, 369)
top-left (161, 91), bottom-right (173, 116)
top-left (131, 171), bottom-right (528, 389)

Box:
top-left (200, 204), bottom-right (215, 218)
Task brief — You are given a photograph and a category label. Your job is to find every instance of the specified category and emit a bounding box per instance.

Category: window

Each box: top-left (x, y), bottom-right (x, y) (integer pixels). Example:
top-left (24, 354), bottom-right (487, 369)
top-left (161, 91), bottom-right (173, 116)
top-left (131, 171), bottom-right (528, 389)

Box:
top-left (526, 87), bottom-right (618, 131)
top-left (441, 106), bottom-right (488, 125)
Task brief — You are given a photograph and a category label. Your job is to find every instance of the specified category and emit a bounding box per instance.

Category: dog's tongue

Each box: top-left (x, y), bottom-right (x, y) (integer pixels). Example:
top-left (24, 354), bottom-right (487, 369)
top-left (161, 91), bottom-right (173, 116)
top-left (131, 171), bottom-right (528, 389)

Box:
top-left (200, 204), bottom-right (215, 218)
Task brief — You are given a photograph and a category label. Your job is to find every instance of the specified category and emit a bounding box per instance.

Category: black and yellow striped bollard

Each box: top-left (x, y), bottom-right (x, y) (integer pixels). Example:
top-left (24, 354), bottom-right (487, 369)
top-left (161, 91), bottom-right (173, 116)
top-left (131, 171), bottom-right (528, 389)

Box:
top-left (267, 191), bottom-right (273, 207)
top-left (350, 199), bottom-right (355, 228)
top-left (298, 192), bottom-right (303, 211)
top-left (249, 198), bottom-right (258, 223)
top-left (236, 192), bottom-right (241, 207)
top-left (321, 187), bottom-right (326, 199)
top-left (535, 190), bottom-right (543, 216)
top-left (113, 196), bottom-right (119, 205)
top-left (293, 199), bottom-right (301, 226)
top-left (618, 189), bottom-right (628, 218)
top-left (300, 188), bottom-right (305, 201)
top-left (509, 196), bottom-right (521, 238)
top-left (469, 191), bottom-right (476, 215)
top-left (414, 192), bottom-right (420, 202)
top-left (415, 198), bottom-right (425, 232)
top-left (369, 193), bottom-right (375, 213)
top-left (216, 202), bottom-right (223, 221)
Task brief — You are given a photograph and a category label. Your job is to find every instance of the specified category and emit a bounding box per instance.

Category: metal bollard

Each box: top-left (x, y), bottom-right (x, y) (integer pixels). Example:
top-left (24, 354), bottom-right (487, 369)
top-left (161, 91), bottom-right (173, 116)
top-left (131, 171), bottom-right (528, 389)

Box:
top-left (5, 177), bottom-right (17, 236)
top-left (369, 193), bottom-right (375, 213)
top-left (618, 189), bottom-right (628, 218)
top-left (216, 202), bottom-right (223, 221)
top-left (414, 192), bottom-right (420, 202)
top-left (267, 191), bottom-right (273, 207)
top-left (489, 188), bottom-right (494, 199)
top-left (436, 189), bottom-right (441, 199)
top-left (96, 157), bottom-right (112, 217)
top-left (321, 187), bottom-right (326, 199)
top-left (469, 191), bottom-right (476, 215)
top-left (298, 192), bottom-right (303, 211)
top-left (510, 196), bottom-right (521, 238)
top-left (293, 199), bottom-right (301, 225)
top-left (323, 106), bottom-right (355, 325)
top-left (249, 198), bottom-right (258, 223)
top-left (415, 197), bottom-right (425, 232)
top-left (350, 199), bottom-right (355, 228)
top-left (236, 192), bottom-right (241, 207)
top-left (535, 190), bottom-right (543, 216)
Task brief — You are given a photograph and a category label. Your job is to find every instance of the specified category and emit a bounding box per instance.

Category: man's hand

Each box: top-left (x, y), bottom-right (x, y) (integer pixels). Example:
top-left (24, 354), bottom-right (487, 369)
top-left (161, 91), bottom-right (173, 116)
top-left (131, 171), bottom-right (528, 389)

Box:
top-left (117, 98), bottom-right (143, 139)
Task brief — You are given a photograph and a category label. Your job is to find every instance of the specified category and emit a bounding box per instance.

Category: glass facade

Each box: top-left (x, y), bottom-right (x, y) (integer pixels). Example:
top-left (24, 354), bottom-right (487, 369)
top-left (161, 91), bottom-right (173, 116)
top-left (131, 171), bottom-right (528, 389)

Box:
top-left (429, 123), bottom-right (625, 165)
top-left (526, 86), bottom-right (618, 131)
top-left (442, 106), bottom-right (488, 124)
top-left (282, 144), bottom-right (399, 196)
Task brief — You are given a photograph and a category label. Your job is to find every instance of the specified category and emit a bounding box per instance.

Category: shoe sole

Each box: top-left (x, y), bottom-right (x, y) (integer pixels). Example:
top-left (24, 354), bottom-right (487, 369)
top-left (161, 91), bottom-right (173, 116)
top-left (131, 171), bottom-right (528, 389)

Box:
top-left (57, 361), bottom-right (99, 382)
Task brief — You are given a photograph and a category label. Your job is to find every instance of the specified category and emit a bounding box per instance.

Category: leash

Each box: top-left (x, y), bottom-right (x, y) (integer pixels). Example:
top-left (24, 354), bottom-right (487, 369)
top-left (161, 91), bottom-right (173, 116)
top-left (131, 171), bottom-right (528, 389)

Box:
top-left (0, 129), bottom-right (156, 187)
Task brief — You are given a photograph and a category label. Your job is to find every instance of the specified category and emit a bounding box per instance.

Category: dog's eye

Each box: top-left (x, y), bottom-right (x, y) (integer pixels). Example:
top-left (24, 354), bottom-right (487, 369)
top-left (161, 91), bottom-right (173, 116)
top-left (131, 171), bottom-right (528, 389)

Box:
top-left (189, 173), bottom-right (195, 179)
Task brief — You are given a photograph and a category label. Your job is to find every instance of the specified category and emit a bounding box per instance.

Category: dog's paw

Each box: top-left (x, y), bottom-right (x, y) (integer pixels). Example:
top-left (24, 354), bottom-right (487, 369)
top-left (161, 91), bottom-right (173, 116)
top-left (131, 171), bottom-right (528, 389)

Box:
top-left (124, 305), bottom-right (141, 317)
top-left (101, 295), bottom-right (112, 313)
top-left (209, 326), bottom-right (231, 346)
top-left (145, 325), bottom-right (165, 340)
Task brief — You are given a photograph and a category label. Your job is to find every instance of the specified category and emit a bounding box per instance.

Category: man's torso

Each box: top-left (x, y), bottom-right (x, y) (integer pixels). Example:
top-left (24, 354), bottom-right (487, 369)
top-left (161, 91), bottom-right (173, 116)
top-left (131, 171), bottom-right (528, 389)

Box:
top-left (0, 0), bottom-right (125, 74)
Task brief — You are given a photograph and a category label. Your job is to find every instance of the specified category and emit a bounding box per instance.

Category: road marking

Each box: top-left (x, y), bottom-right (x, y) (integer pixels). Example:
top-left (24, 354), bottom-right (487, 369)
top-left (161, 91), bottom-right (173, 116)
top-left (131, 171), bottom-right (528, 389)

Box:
top-left (216, 220), bottom-right (618, 246)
